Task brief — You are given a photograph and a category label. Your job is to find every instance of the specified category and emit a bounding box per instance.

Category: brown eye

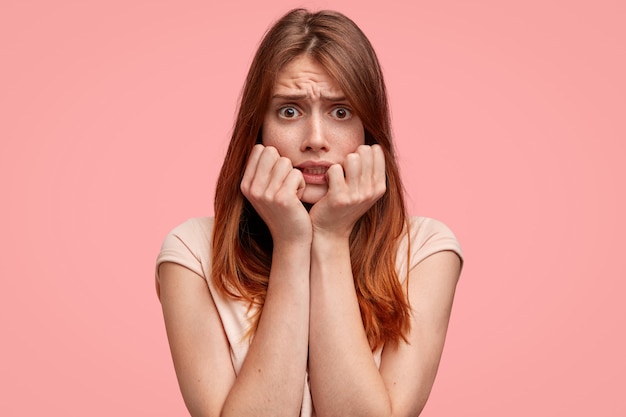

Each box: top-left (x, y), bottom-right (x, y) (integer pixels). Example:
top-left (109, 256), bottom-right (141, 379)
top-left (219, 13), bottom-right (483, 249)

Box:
top-left (332, 107), bottom-right (351, 119)
top-left (278, 107), bottom-right (300, 118)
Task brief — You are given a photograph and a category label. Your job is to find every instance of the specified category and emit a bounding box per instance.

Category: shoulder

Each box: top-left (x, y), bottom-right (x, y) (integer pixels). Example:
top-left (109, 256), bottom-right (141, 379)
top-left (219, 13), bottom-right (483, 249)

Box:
top-left (395, 217), bottom-right (463, 280)
top-left (166, 217), bottom-right (214, 247)
top-left (407, 217), bottom-right (462, 258)
top-left (155, 217), bottom-right (214, 284)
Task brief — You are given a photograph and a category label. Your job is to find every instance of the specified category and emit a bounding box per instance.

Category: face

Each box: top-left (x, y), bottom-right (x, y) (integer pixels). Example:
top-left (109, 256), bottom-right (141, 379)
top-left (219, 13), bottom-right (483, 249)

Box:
top-left (262, 55), bottom-right (365, 204)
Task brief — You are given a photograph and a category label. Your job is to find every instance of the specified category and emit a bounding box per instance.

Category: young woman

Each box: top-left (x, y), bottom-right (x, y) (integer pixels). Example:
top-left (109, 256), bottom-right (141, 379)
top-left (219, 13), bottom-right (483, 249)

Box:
top-left (156, 9), bottom-right (462, 417)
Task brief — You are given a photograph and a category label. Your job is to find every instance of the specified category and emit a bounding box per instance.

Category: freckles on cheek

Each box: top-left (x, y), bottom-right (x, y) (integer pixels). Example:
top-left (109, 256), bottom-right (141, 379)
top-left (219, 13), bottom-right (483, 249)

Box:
top-left (263, 122), bottom-right (299, 151)
top-left (260, 123), bottom-right (275, 147)
top-left (260, 110), bottom-right (278, 146)
top-left (346, 119), bottom-right (365, 145)
top-left (349, 127), bottom-right (366, 149)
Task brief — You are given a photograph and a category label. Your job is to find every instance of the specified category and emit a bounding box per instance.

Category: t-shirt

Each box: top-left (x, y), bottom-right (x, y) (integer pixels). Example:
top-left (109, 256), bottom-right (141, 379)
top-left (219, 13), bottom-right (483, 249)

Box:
top-left (155, 216), bottom-right (462, 416)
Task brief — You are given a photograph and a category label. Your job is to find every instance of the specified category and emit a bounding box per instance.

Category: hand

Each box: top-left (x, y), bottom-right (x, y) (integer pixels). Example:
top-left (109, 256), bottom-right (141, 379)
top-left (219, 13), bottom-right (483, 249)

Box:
top-left (241, 145), bottom-right (312, 243)
top-left (309, 145), bottom-right (386, 238)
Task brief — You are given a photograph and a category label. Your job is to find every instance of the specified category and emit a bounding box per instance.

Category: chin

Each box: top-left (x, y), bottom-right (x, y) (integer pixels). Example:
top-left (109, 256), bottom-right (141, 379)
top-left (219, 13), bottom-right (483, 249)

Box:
top-left (300, 185), bottom-right (327, 204)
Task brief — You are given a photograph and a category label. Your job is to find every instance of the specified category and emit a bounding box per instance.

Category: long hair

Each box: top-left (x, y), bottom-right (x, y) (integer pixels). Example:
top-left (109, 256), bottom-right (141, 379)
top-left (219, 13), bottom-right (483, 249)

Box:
top-left (212, 9), bottom-right (410, 350)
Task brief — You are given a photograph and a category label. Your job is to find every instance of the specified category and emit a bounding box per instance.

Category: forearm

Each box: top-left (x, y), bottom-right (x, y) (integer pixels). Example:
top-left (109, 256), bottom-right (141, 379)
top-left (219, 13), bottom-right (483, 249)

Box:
top-left (308, 234), bottom-right (392, 417)
top-left (221, 240), bottom-right (310, 417)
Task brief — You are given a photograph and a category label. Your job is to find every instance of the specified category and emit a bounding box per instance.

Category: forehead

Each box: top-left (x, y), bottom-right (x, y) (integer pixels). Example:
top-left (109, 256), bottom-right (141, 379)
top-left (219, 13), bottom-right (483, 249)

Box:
top-left (272, 55), bottom-right (343, 96)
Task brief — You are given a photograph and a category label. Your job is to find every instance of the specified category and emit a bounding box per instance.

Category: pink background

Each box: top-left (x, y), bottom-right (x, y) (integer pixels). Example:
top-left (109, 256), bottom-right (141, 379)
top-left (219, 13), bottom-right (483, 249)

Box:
top-left (2, 0), bottom-right (624, 415)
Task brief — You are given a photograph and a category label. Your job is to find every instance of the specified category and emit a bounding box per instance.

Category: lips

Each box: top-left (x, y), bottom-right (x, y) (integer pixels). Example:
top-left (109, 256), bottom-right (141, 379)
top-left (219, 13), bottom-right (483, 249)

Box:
top-left (301, 166), bottom-right (328, 175)
top-left (296, 161), bottom-right (332, 185)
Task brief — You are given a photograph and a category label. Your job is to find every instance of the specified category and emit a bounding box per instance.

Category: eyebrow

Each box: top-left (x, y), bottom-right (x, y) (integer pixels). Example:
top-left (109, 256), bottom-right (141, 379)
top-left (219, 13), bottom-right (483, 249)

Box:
top-left (271, 93), bottom-right (347, 102)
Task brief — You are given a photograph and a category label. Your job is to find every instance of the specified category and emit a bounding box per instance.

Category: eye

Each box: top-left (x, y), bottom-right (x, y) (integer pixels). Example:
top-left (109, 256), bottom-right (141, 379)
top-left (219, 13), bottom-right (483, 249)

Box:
top-left (278, 106), bottom-right (301, 119)
top-left (331, 107), bottom-right (352, 120)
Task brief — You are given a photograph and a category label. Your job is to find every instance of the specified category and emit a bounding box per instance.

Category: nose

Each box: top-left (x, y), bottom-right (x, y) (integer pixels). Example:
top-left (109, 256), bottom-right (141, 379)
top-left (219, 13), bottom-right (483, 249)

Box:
top-left (301, 113), bottom-right (329, 152)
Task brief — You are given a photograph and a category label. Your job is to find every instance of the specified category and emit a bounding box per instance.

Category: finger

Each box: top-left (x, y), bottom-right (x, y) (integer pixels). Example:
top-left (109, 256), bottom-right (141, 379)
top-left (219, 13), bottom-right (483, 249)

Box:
top-left (281, 168), bottom-right (306, 201)
top-left (245, 146), bottom-right (281, 198)
top-left (255, 146), bottom-right (280, 175)
top-left (241, 144), bottom-right (264, 192)
top-left (343, 152), bottom-right (362, 187)
top-left (250, 146), bottom-right (280, 184)
top-left (326, 163), bottom-right (346, 192)
top-left (265, 157), bottom-right (294, 196)
top-left (371, 144), bottom-right (386, 186)
top-left (372, 145), bottom-right (387, 184)
top-left (371, 144), bottom-right (387, 196)
top-left (356, 145), bottom-right (374, 182)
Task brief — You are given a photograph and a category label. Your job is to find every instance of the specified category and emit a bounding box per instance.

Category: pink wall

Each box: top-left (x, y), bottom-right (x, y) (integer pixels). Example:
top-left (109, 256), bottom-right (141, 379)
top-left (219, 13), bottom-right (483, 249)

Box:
top-left (1, 0), bottom-right (624, 415)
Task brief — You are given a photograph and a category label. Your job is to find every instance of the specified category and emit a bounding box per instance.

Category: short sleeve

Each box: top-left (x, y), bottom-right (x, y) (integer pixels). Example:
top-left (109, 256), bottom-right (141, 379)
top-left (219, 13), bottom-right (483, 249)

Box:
top-left (155, 217), bottom-right (214, 295)
top-left (395, 217), bottom-right (463, 282)
top-left (155, 217), bottom-right (258, 374)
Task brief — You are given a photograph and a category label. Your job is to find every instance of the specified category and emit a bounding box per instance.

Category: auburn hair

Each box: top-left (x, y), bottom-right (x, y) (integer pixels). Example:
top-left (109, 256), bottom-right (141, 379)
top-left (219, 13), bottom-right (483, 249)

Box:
top-left (212, 9), bottom-right (410, 350)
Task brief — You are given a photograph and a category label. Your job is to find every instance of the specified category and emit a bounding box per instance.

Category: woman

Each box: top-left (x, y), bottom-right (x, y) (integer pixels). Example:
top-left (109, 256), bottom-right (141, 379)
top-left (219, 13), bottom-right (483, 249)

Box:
top-left (156, 8), bottom-right (462, 417)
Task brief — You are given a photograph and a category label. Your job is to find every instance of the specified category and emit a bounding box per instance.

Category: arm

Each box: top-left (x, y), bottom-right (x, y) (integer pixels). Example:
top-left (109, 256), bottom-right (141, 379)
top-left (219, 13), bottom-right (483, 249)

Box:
top-left (159, 262), bottom-right (235, 416)
top-left (309, 245), bottom-right (461, 417)
top-left (222, 144), bottom-right (312, 416)
top-left (308, 232), bottom-right (390, 416)
top-left (378, 250), bottom-right (461, 416)
top-left (307, 144), bottom-right (390, 415)
top-left (159, 236), bottom-right (310, 417)
top-left (307, 145), bottom-right (462, 416)
top-left (159, 145), bottom-right (312, 416)
top-left (221, 236), bottom-right (311, 416)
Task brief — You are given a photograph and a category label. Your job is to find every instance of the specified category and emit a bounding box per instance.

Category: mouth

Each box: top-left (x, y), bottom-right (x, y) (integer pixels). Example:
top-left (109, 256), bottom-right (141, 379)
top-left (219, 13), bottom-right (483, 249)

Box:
top-left (296, 162), bottom-right (332, 185)
top-left (300, 166), bottom-right (328, 175)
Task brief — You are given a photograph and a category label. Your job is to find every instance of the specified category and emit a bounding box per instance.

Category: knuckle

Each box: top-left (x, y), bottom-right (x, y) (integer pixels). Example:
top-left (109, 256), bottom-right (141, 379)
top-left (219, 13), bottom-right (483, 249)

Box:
top-left (262, 190), bottom-right (275, 202)
top-left (290, 168), bottom-right (304, 180)
top-left (345, 153), bottom-right (359, 162)
top-left (329, 164), bottom-right (342, 175)
top-left (276, 157), bottom-right (292, 171)
top-left (274, 193), bottom-right (291, 208)
top-left (248, 184), bottom-right (264, 200)
top-left (264, 146), bottom-right (279, 157)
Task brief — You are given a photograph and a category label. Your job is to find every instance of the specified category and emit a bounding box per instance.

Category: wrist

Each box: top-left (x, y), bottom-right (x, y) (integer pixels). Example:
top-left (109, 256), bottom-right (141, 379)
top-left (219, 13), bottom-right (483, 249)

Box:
top-left (312, 225), bottom-right (352, 242)
top-left (272, 234), bottom-right (313, 251)
top-left (268, 222), bottom-right (313, 246)
top-left (311, 229), bottom-right (351, 253)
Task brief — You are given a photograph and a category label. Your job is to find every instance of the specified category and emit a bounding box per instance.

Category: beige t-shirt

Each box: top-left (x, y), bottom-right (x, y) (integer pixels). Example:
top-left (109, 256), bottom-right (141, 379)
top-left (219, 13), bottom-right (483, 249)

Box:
top-left (156, 216), bottom-right (462, 416)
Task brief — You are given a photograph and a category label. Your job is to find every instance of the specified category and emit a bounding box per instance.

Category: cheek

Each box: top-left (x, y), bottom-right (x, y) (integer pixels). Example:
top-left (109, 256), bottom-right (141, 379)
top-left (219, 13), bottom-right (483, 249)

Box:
top-left (261, 122), bottom-right (281, 148)
top-left (343, 122), bottom-right (365, 149)
top-left (261, 120), bottom-right (299, 151)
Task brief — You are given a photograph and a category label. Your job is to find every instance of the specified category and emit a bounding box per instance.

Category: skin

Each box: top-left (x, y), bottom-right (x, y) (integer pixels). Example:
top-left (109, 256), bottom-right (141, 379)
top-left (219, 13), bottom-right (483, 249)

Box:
top-left (158, 55), bottom-right (462, 417)
top-left (261, 55), bottom-right (366, 206)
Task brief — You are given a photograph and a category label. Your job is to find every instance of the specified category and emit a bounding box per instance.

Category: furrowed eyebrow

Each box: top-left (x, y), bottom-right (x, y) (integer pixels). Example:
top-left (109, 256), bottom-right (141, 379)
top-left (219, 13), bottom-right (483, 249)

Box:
top-left (323, 95), bottom-right (347, 102)
top-left (271, 93), bottom-right (347, 102)
top-left (322, 95), bottom-right (346, 102)
top-left (271, 94), bottom-right (307, 101)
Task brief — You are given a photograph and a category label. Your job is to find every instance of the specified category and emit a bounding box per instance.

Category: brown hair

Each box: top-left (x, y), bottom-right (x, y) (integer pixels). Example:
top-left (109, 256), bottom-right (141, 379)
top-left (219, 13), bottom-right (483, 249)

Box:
top-left (212, 8), bottom-right (410, 350)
